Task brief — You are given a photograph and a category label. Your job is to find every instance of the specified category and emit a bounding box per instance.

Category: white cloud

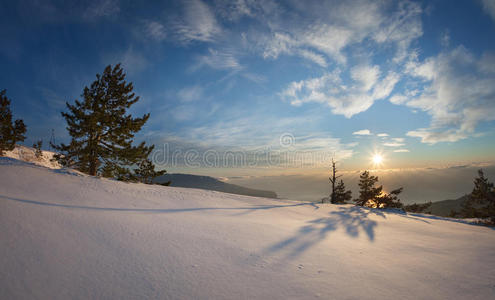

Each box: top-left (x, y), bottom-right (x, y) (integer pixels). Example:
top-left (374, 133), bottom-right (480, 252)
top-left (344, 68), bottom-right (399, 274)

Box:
top-left (298, 49), bottom-right (328, 67)
top-left (377, 133), bottom-right (389, 137)
top-left (144, 21), bottom-right (167, 41)
top-left (301, 24), bottom-right (354, 64)
top-left (373, 0), bottom-right (422, 61)
top-left (481, 0), bottom-right (495, 21)
top-left (195, 48), bottom-right (242, 70)
top-left (389, 94), bottom-right (408, 105)
top-left (393, 149), bottom-right (410, 153)
top-left (351, 65), bottom-right (380, 91)
top-left (178, 85), bottom-right (204, 102)
top-left (404, 46), bottom-right (495, 143)
top-left (234, 0), bottom-right (423, 68)
top-left (353, 129), bottom-right (371, 136)
top-left (173, 0), bottom-right (222, 43)
top-left (281, 64), bottom-right (399, 118)
top-left (392, 138), bottom-right (405, 142)
top-left (384, 142), bottom-right (405, 147)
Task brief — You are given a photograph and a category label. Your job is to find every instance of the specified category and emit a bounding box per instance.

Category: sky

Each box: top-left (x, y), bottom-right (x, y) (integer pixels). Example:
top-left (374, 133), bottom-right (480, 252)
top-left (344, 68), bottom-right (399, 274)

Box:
top-left (1, 0), bottom-right (495, 202)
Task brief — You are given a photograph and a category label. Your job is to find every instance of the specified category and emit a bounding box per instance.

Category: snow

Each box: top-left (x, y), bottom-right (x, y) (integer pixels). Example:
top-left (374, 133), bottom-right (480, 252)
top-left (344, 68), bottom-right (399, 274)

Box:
top-left (3, 145), bottom-right (61, 169)
top-left (1, 157), bottom-right (494, 299)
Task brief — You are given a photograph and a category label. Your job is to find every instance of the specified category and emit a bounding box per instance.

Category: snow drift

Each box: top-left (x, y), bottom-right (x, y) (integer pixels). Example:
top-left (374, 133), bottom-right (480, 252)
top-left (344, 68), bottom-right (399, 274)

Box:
top-left (0, 157), bottom-right (494, 299)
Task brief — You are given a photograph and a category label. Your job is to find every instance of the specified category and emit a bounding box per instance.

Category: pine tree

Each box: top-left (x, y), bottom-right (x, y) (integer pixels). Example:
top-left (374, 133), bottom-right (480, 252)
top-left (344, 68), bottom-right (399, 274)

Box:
top-left (461, 169), bottom-right (495, 222)
top-left (134, 158), bottom-right (167, 184)
top-left (329, 158), bottom-right (342, 203)
top-left (376, 188), bottom-right (404, 209)
top-left (52, 64), bottom-right (154, 178)
top-left (331, 179), bottom-right (352, 204)
top-left (354, 170), bottom-right (403, 209)
top-left (354, 171), bottom-right (383, 207)
top-left (0, 90), bottom-right (26, 155)
top-left (33, 140), bottom-right (43, 158)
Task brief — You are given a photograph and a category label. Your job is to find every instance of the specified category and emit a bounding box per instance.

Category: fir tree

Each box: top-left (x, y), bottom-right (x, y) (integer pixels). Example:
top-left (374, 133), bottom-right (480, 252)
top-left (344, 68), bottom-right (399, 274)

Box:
top-left (331, 179), bottom-right (352, 204)
top-left (354, 170), bottom-right (403, 209)
top-left (134, 158), bottom-right (167, 184)
top-left (375, 188), bottom-right (404, 209)
top-left (52, 64), bottom-right (153, 178)
top-left (461, 169), bottom-right (495, 223)
top-left (33, 140), bottom-right (43, 158)
top-left (329, 158), bottom-right (342, 203)
top-left (354, 171), bottom-right (383, 207)
top-left (0, 90), bottom-right (26, 155)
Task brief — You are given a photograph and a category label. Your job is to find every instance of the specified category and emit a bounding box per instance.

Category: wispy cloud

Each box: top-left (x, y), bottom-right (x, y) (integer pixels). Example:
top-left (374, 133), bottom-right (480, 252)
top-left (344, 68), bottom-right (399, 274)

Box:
top-left (404, 46), bottom-right (495, 143)
top-left (194, 48), bottom-right (242, 71)
top-left (377, 133), bottom-right (389, 137)
top-left (353, 129), bottom-right (371, 136)
top-left (172, 0), bottom-right (222, 43)
top-left (83, 0), bottom-right (120, 20)
top-left (177, 85), bottom-right (204, 102)
top-left (143, 20), bottom-right (167, 41)
top-left (384, 142), bottom-right (405, 147)
top-left (115, 47), bottom-right (149, 75)
top-left (393, 149), bottom-right (410, 153)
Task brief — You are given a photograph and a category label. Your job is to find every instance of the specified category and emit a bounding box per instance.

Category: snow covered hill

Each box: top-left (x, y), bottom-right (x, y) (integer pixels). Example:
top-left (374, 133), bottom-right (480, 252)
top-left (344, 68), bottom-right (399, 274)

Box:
top-left (1, 157), bottom-right (494, 299)
top-left (3, 145), bottom-right (61, 169)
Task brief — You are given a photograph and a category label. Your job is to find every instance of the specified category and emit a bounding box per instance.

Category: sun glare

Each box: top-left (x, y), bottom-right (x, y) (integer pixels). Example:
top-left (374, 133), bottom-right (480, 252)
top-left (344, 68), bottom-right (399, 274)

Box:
top-left (372, 154), bottom-right (383, 165)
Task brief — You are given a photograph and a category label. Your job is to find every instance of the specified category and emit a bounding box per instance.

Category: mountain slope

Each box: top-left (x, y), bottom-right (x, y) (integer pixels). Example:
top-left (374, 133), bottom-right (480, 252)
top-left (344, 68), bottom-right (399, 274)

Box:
top-left (429, 195), bottom-right (469, 217)
top-left (154, 173), bottom-right (277, 198)
top-left (1, 157), bottom-right (494, 299)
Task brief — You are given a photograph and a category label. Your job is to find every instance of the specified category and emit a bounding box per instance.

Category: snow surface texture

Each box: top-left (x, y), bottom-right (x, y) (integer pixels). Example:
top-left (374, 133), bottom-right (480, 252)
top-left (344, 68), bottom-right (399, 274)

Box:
top-left (1, 157), bottom-right (494, 299)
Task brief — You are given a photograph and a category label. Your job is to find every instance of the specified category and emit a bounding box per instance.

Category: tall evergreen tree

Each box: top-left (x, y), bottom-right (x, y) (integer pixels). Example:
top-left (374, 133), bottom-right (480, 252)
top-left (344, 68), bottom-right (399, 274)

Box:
top-left (331, 179), bottom-right (352, 204)
top-left (53, 64), bottom-right (154, 178)
top-left (0, 89), bottom-right (26, 155)
top-left (329, 158), bottom-right (342, 203)
top-left (461, 169), bottom-right (495, 222)
top-left (354, 171), bottom-right (383, 207)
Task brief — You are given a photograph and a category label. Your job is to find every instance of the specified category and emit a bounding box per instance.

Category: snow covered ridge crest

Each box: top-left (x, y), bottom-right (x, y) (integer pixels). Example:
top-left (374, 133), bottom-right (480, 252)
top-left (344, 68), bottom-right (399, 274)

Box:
top-left (2, 144), bottom-right (61, 169)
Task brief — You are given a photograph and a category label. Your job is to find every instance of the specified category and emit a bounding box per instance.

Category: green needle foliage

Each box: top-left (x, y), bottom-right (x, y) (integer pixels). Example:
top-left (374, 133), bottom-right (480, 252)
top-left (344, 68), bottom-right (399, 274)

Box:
top-left (52, 64), bottom-right (155, 180)
top-left (0, 89), bottom-right (26, 155)
top-left (354, 170), bottom-right (403, 209)
top-left (134, 158), bottom-right (167, 184)
top-left (461, 169), bottom-right (495, 223)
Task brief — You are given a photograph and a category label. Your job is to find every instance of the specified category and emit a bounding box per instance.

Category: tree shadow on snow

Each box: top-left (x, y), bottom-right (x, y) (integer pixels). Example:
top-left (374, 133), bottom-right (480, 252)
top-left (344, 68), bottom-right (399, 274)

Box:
top-left (263, 206), bottom-right (385, 259)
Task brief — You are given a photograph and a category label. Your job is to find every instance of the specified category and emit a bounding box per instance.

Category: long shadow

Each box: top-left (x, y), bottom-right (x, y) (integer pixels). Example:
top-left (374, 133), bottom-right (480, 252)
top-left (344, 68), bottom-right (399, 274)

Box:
top-left (264, 206), bottom-right (384, 259)
top-left (391, 209), bottom-right (495, 229)
top-left (0, 195), bottom-right (319, 214)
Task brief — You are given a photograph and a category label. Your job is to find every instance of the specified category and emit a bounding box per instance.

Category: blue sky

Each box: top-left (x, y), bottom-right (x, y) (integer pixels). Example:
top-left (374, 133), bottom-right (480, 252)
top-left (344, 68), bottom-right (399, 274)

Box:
top-left (1, 0), bottom-right (495, 178)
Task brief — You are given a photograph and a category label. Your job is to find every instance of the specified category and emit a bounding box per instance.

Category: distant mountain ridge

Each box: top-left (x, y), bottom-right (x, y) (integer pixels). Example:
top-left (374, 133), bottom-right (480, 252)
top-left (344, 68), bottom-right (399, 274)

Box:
top-left (153, 173), bottom-right (278, 199)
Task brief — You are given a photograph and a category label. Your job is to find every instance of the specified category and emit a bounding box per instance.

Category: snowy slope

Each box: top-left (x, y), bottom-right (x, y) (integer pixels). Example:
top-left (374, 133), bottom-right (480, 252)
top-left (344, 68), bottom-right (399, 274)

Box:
top-left (0, 158), bottom-right (494, 299)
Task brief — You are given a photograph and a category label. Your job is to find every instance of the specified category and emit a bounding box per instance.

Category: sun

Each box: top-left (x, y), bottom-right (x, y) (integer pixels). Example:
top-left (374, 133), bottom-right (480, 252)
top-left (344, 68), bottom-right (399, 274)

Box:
top-left (372, 154), bottom-right (383, 165)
